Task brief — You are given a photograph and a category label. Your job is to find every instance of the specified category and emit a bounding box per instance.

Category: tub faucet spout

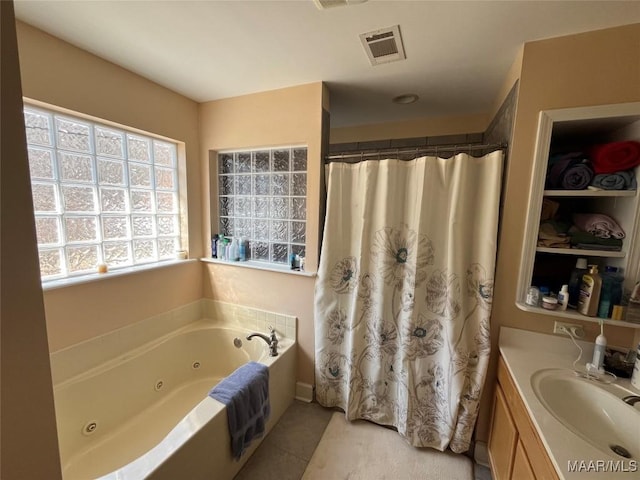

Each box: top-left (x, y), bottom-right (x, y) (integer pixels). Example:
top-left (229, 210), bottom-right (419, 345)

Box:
top-left (247, 326), bottom-right (278, 356)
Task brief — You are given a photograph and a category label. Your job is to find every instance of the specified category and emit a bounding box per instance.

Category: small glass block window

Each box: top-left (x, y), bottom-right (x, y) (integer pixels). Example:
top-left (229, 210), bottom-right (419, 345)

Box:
top-left (217, 146), bottom-right (307, 266)
top-left (24, 105), bottom-right (183, 280)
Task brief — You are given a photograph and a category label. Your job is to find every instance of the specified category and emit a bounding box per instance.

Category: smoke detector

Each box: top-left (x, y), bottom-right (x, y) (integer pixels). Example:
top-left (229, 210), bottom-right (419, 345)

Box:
top-left (360, 25), bottom-right (406, 66)
top-left (313, 0), bottom-right (368, 9)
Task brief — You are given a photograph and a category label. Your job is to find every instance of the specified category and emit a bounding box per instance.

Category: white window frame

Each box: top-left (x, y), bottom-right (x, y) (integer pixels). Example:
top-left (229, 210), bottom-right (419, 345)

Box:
top-left (24, 101), bottom-right (185, 281)
top-left (216, 146), bottom-right (307, 267)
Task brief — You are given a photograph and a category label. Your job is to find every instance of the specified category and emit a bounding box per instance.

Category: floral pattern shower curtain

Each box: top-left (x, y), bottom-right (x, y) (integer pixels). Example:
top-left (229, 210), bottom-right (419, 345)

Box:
top-left (314, 152), bottom-right (503, 452)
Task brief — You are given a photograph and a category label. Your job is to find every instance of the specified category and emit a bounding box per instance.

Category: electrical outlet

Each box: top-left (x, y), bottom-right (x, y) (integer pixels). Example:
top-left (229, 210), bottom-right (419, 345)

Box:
top-left (553, 321), bottom-right (584, 337)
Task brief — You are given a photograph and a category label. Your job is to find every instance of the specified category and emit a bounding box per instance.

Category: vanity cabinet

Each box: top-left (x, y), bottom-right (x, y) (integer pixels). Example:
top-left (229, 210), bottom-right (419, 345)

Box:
top-left (517, 102), bottom-right (640, 327)
top-left (488, 357), bottom-right (559, 480)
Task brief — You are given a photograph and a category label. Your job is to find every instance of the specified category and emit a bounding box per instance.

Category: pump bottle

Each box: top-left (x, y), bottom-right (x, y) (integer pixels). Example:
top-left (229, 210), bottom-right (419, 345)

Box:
top-left (557, 284), bottom-right (569, 311)
top-left (577, 265), bottom-right (602, 317)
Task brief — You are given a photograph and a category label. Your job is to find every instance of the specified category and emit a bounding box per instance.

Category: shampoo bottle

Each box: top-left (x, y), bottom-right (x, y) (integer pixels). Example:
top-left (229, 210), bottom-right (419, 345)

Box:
top-left (578, 264), bottom-right (602, 317)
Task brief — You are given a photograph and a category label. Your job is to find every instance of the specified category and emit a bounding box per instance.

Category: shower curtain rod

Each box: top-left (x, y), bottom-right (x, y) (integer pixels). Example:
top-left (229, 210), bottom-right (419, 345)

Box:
top-left (325, 142), bottom-right (507, 163)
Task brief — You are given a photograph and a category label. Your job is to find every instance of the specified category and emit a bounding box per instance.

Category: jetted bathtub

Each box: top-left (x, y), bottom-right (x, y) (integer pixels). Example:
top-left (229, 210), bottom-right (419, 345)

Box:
top-left (51, 319), bottom-right (296, 480)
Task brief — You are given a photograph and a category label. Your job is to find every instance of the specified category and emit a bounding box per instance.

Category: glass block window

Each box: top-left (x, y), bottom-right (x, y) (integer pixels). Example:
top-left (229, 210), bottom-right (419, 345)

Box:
top-left (24, 105), bottom-right (182, 279)
top-left (218, 146), bottom-right (307, 265)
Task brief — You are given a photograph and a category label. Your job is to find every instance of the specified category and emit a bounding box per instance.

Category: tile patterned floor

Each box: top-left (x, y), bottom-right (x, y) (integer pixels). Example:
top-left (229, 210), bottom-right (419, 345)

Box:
top-left (234, 400), bottom-right (493, 480)
top-left (234, 401), bottom-right (333, 480)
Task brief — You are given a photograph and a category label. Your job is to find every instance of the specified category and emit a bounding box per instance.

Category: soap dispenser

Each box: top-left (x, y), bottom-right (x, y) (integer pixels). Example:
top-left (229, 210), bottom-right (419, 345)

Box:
top-left (577, 264), bottom-right (602, 317)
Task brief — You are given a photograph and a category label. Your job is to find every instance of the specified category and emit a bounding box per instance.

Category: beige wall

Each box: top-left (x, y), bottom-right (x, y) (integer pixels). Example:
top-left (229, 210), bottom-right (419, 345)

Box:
top-left (13, 15), bottom-right (640, 455)
top-left (1, 3), bottom-right (62, 477)
top-left (330, 112), bottom-right (489, 143)
top-left (477, 24), bottom-right (640, 444)
top-left (16, 22), bottom-right (204, 351)
top-left (199, 83), bottom-right (325, 385)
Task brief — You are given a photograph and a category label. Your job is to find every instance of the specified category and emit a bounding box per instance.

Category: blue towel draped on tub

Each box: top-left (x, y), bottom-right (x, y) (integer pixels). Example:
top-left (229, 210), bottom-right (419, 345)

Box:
top-left (209, 361), bottom-right (270, 459)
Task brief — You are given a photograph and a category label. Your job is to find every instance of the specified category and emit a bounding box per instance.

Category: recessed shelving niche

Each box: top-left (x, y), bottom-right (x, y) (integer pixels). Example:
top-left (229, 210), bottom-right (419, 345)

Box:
top-left (517, 102), bottom-right (640, 328)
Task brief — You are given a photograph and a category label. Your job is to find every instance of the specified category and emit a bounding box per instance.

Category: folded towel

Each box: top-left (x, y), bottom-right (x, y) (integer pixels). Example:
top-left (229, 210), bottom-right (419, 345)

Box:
top-left (537, 222), bottom-right (570, 248)
top-left (540, 198), bottom-right (560, 222)
top-left (209, 362), bottom-right (270, 460)
top-left (589, 141), bottom-right (640, 174)
top-left (546, 153), bottom-right (593, 190)
top-left (574, 243), bottom-right (623, 251)
top-left (572, 213), bottom-right (625, 239)
top-left (568, 227), bottom-right (624, 247)
top-left (591, 170), bottom-right (637, 190)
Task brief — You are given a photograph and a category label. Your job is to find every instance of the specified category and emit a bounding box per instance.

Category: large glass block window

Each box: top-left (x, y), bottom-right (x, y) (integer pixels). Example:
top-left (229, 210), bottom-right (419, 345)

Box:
top-left (218, 146), bottom-right (307, 265)
top-left (24, 105), bottom-right (182, 280)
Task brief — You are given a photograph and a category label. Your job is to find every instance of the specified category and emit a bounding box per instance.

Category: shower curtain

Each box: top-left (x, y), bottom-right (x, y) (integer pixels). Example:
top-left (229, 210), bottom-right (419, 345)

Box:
top-left (314, 151), bottom-right (503, 452)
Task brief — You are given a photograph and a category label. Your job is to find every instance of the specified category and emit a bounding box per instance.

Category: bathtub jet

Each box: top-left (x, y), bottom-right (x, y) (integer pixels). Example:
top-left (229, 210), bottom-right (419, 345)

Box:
top-left (246, 327), bottom-right (279, 357)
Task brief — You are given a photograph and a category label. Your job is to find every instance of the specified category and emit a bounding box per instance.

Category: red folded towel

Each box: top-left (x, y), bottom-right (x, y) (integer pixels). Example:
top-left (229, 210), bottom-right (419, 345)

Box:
top-left (590, 141), bottom-right (640, 174)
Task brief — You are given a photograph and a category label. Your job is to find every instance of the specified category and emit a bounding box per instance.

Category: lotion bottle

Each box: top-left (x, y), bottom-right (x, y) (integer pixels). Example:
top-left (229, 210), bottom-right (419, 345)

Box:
top-left (578, 265), bottom-right (602, 317)
top-left (557, 284), bottom-right (569, 311)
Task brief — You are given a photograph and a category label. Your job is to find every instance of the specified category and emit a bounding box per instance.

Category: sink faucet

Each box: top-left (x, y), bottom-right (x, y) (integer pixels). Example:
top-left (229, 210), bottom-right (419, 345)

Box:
top-left (622, 395), bottom-right (640, 406)
top-left (247, 326), bottom-right (278, 357)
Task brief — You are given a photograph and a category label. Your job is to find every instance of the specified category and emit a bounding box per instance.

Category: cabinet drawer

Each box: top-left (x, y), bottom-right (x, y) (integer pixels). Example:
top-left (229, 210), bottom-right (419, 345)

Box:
top-left (497, 357), bottom-right (560, 480)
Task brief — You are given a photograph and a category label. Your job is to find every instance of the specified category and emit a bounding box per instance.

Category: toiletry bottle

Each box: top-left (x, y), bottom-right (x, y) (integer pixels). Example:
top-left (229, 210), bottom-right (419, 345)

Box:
top-left (539, 286), bottom-right (550, 298)
top-left (597, 266), bottom-right (622, 318)
top-left (238, 237), bottom-right (246, 261)
top-left (221, 237), bottom-right (229, 261)
top-left (607, 267), bottom-right (623, 316)
top-left (568, 257), bottom-right (588, 308)
top-left (578, 264), bottom-right (602, 317)
top-left (231, 237), bottom-right (239, 261)
top-left (557, 284), bottom-right (569, 311)
top-left (525, 286), bottom-right (540, 306)
top-left (212, 234), bottom-right (219, 258)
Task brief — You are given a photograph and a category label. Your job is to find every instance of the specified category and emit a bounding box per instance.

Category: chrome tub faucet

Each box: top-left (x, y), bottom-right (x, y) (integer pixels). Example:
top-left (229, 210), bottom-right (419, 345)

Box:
top-left (247, 326), bottom-right (279, 356)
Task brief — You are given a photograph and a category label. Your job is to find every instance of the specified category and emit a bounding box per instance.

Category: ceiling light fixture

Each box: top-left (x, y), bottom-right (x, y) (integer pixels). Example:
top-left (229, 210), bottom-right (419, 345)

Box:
top-left (392, 94), bottom-right (419, 104)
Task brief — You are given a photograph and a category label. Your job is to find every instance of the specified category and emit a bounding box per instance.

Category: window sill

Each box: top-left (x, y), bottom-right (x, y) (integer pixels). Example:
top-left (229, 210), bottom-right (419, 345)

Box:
top-left (200, 257), bottom-right (317, 277)
top-left (41, 259), bottom-right (198, 291)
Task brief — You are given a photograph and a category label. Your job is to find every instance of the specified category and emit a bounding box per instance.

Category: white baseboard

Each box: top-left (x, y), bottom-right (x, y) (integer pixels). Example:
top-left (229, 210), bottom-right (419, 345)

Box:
top-left (295, 382), bottom-right (314, 402)
top-left (474, 441), bottom-right (490, 467)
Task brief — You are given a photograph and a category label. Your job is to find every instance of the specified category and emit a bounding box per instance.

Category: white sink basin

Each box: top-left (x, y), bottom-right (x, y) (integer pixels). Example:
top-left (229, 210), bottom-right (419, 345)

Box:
top-left (531, 368), bottom-right (640, 460)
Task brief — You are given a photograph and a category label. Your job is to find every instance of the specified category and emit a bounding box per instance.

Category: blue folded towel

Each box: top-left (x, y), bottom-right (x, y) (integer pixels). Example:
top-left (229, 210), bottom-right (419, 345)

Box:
top-left (546, 152), bottom-right (594, 190)
top-left (209, 361), bottom-right (270, 460)
top-left (591, 170), bottom-right (637, 190)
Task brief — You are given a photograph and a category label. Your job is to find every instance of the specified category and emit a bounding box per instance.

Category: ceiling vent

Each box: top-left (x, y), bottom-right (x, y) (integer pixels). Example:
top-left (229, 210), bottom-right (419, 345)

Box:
top-left (360, 25), bottom-right (406, 66)
top-left (313, 0), bottom-right (368, 9)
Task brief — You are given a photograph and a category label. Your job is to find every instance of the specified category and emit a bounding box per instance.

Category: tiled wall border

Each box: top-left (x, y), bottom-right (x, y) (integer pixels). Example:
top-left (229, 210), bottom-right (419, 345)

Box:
top-left (50, 299), bottom-right (297, 385)
top-left (202, 299), bottom-right (297, 342)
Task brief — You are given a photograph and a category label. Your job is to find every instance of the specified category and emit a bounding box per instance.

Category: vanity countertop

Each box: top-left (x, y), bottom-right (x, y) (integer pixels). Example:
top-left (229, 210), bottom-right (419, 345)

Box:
top-left (498, 327), bottom-right (640, 479)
